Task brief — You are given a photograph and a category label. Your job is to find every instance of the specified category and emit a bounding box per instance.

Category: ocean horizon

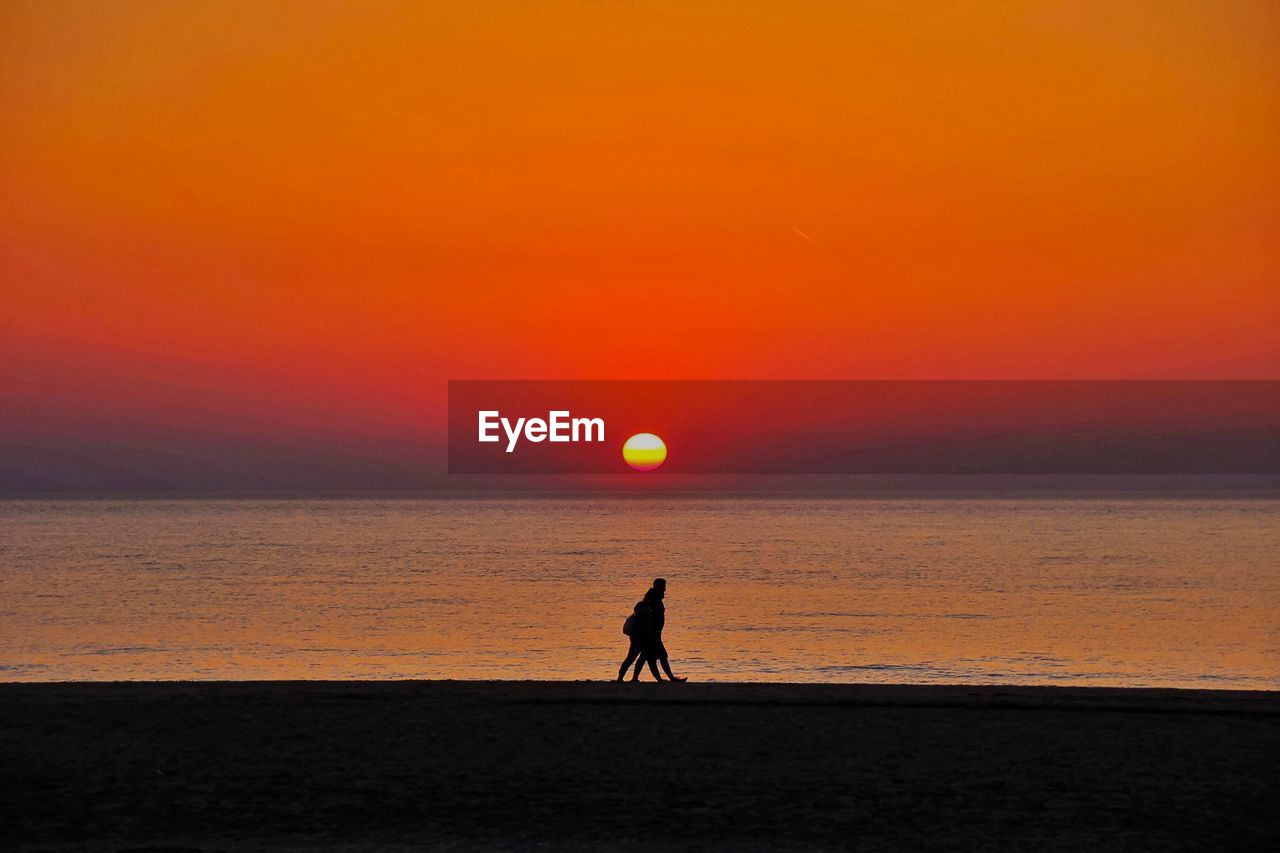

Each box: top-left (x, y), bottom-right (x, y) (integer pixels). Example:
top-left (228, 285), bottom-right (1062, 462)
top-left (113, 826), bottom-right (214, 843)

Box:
top-left (3, 495), bottom-right (1276, 688)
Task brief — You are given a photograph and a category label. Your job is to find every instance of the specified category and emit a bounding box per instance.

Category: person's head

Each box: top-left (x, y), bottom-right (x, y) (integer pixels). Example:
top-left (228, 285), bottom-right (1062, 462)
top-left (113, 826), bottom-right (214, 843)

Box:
top-left (653, 577), bottom-right (666, 592)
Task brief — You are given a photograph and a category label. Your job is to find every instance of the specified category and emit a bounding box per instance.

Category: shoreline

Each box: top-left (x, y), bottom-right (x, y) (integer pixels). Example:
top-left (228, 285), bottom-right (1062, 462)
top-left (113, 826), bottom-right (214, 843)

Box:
top-left (5, 680), bottom-right (1277, 850)
top-left (5, 679), bottom-right (1279, 714)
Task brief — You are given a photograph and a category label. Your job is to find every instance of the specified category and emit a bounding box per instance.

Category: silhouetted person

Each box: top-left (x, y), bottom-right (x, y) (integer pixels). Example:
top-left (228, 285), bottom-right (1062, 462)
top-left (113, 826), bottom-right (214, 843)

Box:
top-left (632, 577), bottom-right (687, 682)
top-left (617, 591), bottom-right (663, 682)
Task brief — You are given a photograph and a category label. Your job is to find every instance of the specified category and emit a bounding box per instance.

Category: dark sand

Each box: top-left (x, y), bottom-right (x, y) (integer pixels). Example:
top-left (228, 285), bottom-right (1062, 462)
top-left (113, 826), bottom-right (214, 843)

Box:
top-left (3, 681), bottom-right (1277, 851)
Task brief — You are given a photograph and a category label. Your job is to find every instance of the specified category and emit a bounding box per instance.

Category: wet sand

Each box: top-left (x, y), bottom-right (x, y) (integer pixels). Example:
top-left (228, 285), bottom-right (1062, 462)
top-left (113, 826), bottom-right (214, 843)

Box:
top-left (3, 681), bottom-right (1277, 850)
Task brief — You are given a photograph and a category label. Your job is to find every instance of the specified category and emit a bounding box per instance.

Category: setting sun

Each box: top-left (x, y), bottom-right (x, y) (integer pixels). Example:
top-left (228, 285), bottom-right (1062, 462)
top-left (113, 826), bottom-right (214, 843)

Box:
top-left (622, 433), bottom-right (667, 471)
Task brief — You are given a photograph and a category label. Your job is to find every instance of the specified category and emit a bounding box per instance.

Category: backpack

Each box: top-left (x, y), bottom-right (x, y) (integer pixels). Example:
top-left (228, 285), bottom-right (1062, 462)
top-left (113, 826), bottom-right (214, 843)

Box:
top-left (622, 614), bottom-right (635, 636)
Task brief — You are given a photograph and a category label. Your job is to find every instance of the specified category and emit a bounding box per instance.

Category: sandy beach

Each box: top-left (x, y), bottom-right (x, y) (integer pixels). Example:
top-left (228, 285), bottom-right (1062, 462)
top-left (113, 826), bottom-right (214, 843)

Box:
top-left (3, 681), bottom-right (1277, 850)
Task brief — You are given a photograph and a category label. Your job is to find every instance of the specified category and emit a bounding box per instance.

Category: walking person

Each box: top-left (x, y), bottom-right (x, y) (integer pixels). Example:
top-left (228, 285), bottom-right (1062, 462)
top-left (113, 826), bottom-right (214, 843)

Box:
top-left (617, 591), bottom-right (663, 682)
top-left (631, 577), bottom-right (687, 682)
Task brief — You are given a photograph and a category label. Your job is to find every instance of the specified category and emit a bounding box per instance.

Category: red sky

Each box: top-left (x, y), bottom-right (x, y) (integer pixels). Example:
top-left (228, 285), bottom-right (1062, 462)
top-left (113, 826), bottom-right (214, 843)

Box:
top-left (2, 1), bottom-right (1277, 489)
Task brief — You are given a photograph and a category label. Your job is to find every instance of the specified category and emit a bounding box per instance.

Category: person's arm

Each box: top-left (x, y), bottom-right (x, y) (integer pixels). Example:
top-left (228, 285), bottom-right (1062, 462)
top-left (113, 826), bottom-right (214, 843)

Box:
top-left (635, 605), bottom-right (652, 639)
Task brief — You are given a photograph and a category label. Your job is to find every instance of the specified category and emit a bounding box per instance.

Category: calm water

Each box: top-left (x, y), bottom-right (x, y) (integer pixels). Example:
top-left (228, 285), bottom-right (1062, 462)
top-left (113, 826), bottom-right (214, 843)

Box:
top-left (1, 497), bottom-right (1277, 687)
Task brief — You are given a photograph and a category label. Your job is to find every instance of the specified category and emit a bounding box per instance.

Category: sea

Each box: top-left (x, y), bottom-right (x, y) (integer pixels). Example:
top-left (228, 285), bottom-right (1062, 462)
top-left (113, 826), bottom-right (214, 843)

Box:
top-left (2, 496), bottom-right (1276, 688)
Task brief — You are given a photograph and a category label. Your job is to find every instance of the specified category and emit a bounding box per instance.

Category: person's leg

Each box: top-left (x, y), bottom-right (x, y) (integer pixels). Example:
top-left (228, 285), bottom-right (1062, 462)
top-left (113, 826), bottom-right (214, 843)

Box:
top-left (631, 650), bottom-right (648, 680)
top-left (654, 641), bottom-right (686, 682)
top-left (617, 642), bottom-right (641, 681)
top-left (643, 646), bottom-right (663, 681)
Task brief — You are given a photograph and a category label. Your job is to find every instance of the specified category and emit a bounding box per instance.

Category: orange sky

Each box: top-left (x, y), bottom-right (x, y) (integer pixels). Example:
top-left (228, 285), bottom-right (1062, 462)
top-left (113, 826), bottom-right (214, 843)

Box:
top-left (2, 1), bottom-right (1278, 486)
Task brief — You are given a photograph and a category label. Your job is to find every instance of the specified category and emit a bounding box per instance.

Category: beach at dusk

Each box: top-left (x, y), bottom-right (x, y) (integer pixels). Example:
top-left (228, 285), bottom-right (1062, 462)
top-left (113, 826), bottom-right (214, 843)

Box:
top-left (4, 496), bottom-right (1278, 848)
top-left (5, 681), bottom-right (1278, 851)
top-left (3, 0), bottom-right (1278, 848)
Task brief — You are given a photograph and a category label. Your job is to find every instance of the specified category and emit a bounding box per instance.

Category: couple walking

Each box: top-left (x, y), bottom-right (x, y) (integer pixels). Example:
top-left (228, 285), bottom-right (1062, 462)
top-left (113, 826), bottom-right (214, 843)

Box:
top-left (617, 577), bottom-right (687, 682)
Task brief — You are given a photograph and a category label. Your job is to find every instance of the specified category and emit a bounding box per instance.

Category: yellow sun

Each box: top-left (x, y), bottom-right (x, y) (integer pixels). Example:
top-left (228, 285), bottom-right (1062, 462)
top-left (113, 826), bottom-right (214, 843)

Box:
top-left (622, 433), bottom-right (667, 471)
